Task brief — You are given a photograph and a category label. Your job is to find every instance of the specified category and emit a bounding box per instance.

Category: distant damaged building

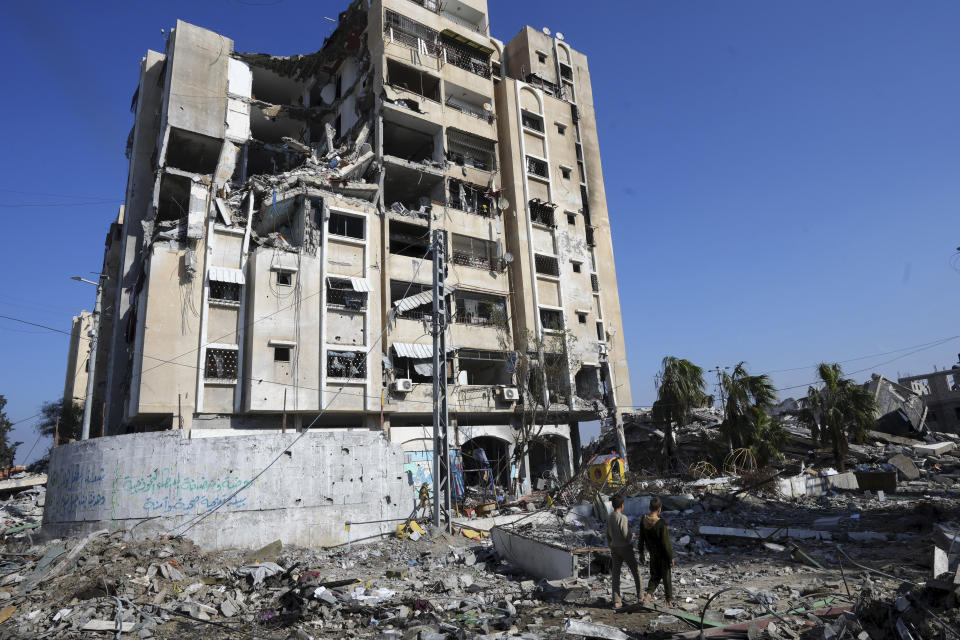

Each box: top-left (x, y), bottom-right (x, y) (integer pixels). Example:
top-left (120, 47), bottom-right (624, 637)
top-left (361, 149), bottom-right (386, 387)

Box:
top-left (75, 0), bottom-right (631, 494)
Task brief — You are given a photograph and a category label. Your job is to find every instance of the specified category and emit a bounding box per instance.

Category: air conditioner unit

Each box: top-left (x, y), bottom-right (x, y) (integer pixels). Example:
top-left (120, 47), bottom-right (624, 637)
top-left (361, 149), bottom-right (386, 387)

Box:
top-left (597, 344), bottom-right (608, 356)
top-left (392, 378), bottom-right (413, 393)
top-left (499, 387), bottom-right (520, 401)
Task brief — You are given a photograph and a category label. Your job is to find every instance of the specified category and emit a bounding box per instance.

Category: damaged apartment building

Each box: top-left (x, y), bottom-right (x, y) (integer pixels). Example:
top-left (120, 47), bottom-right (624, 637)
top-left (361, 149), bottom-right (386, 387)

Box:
top-left (70, 0), bottom-right (631, 496)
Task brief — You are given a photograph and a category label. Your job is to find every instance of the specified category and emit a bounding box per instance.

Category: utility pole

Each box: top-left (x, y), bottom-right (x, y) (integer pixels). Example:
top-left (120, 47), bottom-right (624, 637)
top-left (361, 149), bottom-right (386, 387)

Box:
top-left (431, 230), bottom-right (451, 531)
top-left (73, 276), bottom-right (105, 441)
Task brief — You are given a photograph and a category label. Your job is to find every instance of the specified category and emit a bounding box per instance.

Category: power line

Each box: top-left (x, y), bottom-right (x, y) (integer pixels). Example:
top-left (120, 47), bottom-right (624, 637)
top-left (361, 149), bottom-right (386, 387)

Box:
top-left (760, 335), bottom-right (960, 374)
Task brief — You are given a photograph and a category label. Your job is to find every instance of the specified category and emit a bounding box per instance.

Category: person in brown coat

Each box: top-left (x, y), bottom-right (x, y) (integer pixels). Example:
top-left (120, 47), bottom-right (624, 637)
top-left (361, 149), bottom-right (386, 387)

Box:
top-left (605, 494), bottom-right (642, 609)
top-left (638, 496), bottom-right (676, 607)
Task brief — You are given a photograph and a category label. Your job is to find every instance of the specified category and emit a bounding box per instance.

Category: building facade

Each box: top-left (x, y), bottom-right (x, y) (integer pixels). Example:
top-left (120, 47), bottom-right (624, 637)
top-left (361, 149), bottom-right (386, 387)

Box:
top-left (75, 0), bottom-right (631, 496)
top-left (899, 361), bottom-right (960, 433)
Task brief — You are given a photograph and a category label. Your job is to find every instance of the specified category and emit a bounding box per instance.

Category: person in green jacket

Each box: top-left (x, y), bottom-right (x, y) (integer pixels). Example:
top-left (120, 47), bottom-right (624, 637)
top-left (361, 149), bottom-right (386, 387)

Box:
top-left (638, 496), bottom-right (676, 607)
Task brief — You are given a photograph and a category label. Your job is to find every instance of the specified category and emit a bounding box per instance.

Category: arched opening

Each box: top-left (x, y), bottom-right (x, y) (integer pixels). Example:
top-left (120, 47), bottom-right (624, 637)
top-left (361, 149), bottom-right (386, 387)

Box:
top-left (460, 436), bottom-right (511, 497)
top-left (527, 435), bottom-right (571, 488)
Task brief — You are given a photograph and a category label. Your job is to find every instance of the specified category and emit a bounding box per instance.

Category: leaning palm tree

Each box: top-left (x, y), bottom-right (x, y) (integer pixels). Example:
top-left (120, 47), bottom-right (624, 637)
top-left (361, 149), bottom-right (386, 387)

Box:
top-left (799, 363), bottom-right (876, 471)
top-left (652, 357), bottom-right (706, 471)
top-left (720, 362), bottom-right (777, 452)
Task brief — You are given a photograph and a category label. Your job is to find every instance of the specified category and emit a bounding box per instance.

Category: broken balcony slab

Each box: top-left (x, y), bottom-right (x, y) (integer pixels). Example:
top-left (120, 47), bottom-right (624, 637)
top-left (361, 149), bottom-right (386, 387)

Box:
top-left (778, 471), bottom-right (859, 498)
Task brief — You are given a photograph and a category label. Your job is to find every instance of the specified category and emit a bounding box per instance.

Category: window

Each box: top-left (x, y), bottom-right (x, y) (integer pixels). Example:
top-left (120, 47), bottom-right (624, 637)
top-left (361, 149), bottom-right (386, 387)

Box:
top-left (449, 180), bottom-right (494, 217)
top-left (329, 212), bottom-right (364, 239)
top-left (567, 213), bottom-right (576, 226)
top-left (276, 271), bottom-right (293, 286)
top-left (455, 292), bottom-right (507, 327)
top-left (560, 166), bottom-right (572, 180)
top-left (457, 350), bottom-right (512, 385)
top-left (389, 221), bottom-right (432, 258)
top-left (451, 234), bottom-right (496, 270)
top-left (526, 156), bottom-right (548, 178)
top-left (327, 351), bottom-right (366, 378)
top-left (537, 52), bottom-right (547, 64)
top-left (539, 308), bottom-right (564, 331)
top-left (521, 110), bottom-right (544, 133)
top-left (534, 254), bottom-right (560, 277)
top-left (447, 129), bottom-right (497, 171)
top-left (274, 347), bottom-right (291, 362)
top-left (327, 278), bottom-right (368, 311)
top-left (590, 273), bottom-right (599, 292)
top-left (572, 262), bottom-right (581, 273)
top-left (529, 199), bottom-right (555, 227)
top-left (205, 348), bottom-right (238, 380)
top-left (556, 123), bottom-right (567, 135)
top-left (577, 312), bottom-right (587, 324)
top-left (559, 63), bottom-right (573, 80)
top-left (210, 281), bottom-right (241, 303)
top-left (596, 321), bottom-right (605, 341)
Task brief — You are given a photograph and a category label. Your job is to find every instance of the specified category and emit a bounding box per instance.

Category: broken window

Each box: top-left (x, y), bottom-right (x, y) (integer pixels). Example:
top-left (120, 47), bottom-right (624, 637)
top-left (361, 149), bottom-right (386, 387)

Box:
top-left (539, 308), bottom-right (564, 331)
top-left (276, 270), bottom-right (293, 286)
top-left (455, 291), bottom-right (506, 327)
top-left (327, 351), bottom-right (366, 379)
top-left (457, 350), bottom-right (511, 385)
top-left (156, 173), bottom-right (192, 223)
top-left (393, 356), bottom-right (441, 383)
top-left (449, 179), bottom-right (494, 217)
top-left (390, 221), bottom-right (432, 259)
top-left (521, 111), bottom-right (544, 133)
top-left (327, 278), bottom-right (368, 311)
top-left (529, 199), bottom-right (556, 227)
top-left (575, 365), bottom-right (601, 401)
top-left (559, 63), bottom-right (573, 80)
top-left (274, 347), bottom-right (291, 362)
top-left (165, 128), bottom-right (222, 175)
top-left (591, 273), bottom-right (599, 292)
top-left (384, 11), bottom-right (441, 55)
top-left (447, 129), bottom-right (496, 171)
top-left (585, 226), bottom-right (596, 247)
top-left (391, 280), bottom-right (443, 320)
top-left (441, 34), bottom-right (491, 78)
top-left (328, 212), bottom-right (364, 240)
top-left (210, 281), bottom-right (241, 304)
top-left (451, 233), bottom-right (496, 270)
top-left (526, 156), bottom-right (548, 179)
top-left (386, 59), bottom-right (441, 101)
top-left (534, 254), bottom-right (560, 277)
top-left (382, 120), bottom-right (437, 162)
top-left (205, 348), bottom-right (238, 380)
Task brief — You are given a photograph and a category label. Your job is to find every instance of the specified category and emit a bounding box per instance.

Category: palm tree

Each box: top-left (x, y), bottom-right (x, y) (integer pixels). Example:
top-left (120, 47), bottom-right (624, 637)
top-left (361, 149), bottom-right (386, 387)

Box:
top-left (799, 363), bottom-right (877, 471)
top-left (652, 357), bottom-right (706, 471)
top-left (720, 362), bottom-right (777, 452)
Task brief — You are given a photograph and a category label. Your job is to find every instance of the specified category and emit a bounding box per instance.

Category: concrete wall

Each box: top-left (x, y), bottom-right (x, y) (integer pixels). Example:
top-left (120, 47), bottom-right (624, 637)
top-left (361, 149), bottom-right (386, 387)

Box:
top-left (43, 430), bottom-right (411, 550)
top-left (63, 311), bottom-right (94, 408)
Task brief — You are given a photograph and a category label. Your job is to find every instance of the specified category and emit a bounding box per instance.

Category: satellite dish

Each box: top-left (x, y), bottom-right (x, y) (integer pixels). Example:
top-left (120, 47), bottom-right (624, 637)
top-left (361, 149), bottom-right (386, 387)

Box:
top-left (556, 32), bottom-right (564, 41)
top-left (542, 27), bottom-right (551, 35)
top-left (482, 103), bottom-right (492, 112)
top-left (503, 252), bottom-right (514, 264)
top-left (498, 196), bottom-right (510, 210)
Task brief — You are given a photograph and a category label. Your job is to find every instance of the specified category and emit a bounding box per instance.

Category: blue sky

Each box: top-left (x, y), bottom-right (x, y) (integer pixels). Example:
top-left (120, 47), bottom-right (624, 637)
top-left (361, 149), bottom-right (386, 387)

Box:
top-left (1, 1), bottom-right (958, 460)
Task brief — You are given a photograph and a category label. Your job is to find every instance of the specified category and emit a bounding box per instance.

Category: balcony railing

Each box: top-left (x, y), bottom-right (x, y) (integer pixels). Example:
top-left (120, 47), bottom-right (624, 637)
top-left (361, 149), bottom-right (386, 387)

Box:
top-left (327, 288), bottom-right (368, 311)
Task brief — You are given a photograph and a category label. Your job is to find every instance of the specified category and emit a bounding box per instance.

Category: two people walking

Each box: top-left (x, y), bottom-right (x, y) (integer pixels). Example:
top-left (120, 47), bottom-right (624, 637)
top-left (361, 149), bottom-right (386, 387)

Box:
top-left (605, 495), bottom-right (675, 609)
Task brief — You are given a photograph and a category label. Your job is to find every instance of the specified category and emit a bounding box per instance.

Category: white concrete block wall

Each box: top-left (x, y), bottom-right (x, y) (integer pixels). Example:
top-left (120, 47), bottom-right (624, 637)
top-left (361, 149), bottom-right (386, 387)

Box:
top-left (43, 430), bottom-right (412, 550)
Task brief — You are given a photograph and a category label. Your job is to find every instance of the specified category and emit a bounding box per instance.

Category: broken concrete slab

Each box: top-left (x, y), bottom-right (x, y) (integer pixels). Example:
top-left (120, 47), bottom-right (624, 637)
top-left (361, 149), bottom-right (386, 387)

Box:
top-left (934, 546), bottom-right (949, 578)
top-left (563, 618), bottom-right (629, 639)
top-left (887, 454), bottom-right (920, 480)
top-left (490, 526), bottom-right (576, 581)
top-left (699, 525), bottom-right (832, 541)
top-left (915, 442), bottom-right (956, 457)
